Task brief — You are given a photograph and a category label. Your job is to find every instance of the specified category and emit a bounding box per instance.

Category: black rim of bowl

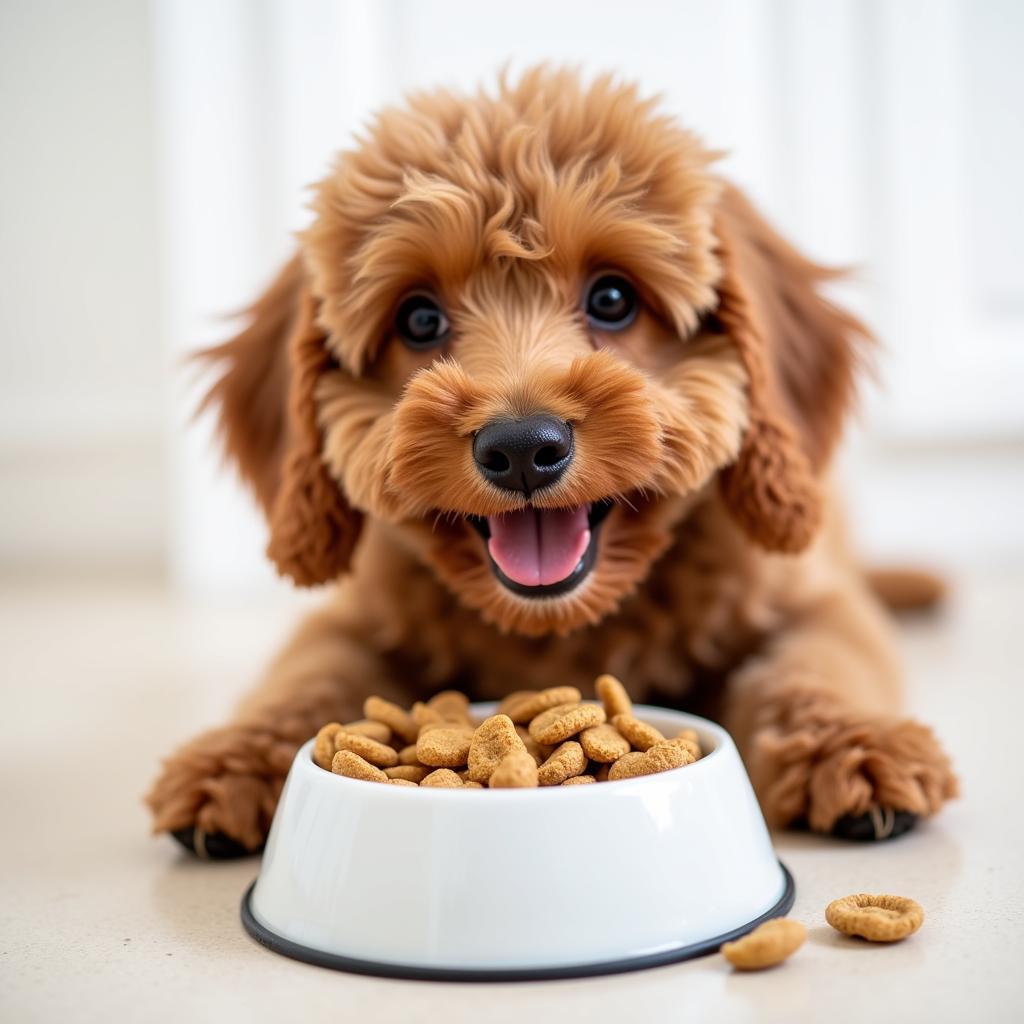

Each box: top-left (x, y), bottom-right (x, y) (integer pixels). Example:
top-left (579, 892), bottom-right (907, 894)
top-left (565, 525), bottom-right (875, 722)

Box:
top-left (239, 862), bottom-right (795, 982)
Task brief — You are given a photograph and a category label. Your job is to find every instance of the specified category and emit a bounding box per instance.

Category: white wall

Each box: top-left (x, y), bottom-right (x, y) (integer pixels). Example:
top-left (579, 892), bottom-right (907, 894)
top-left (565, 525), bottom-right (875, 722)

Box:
top-left (1, 0), bottom-right (1021, 587)
top-left (0, 0), bottom-right (164, 573)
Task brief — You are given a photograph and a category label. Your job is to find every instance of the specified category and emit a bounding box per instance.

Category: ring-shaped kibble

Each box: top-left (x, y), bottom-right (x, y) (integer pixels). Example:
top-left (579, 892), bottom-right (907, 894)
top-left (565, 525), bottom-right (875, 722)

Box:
top-left (825, 893), bottom-right (924, 942)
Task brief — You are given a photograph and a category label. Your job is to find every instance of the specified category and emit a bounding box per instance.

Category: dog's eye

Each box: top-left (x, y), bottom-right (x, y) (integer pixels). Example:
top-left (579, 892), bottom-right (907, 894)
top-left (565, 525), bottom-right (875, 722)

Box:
top-left (395, 294), bottom-right (450, 349)
top-left (584, 274), bottom-right (638, 330)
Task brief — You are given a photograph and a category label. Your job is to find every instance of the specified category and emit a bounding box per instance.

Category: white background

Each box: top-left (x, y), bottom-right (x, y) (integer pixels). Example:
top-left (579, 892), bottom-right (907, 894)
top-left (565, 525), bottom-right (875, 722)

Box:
top-left (1, 0), bottom-right (1021, 593)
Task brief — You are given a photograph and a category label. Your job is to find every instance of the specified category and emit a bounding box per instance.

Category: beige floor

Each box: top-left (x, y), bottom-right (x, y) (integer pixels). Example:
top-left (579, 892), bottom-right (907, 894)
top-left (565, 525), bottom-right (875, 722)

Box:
top-left (1, 572), bottom-right (1022, 1023)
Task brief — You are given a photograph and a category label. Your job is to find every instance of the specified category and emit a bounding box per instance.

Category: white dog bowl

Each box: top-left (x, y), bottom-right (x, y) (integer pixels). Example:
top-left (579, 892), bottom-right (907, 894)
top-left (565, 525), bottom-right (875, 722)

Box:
top-left (241, 704), bottom-right (793, 980)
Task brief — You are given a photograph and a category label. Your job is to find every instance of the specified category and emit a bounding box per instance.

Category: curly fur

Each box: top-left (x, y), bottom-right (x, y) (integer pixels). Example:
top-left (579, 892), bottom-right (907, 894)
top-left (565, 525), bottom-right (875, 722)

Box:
top-left (147, 67), bottom-right (956, 849)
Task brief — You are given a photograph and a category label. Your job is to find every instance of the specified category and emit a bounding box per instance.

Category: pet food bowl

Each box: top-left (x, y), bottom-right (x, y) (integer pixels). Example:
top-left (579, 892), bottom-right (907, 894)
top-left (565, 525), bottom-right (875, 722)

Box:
top-left (241, 704), bottom-right (793, 980)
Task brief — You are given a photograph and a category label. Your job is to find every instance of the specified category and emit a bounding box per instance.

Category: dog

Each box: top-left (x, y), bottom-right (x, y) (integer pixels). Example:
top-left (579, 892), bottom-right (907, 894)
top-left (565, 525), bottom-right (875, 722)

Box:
top-left (147, 67), bottom-right (956, 857)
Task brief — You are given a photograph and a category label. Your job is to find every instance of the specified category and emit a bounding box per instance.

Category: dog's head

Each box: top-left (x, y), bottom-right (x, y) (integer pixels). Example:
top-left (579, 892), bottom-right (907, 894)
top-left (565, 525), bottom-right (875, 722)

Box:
top-left (204, 68), bottom-right (866, 636)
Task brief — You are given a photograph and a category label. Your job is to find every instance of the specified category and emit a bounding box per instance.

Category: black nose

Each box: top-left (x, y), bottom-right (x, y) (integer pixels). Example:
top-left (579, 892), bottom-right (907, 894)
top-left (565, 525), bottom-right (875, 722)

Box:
top-left (472, 415), bottom-right (574, 495)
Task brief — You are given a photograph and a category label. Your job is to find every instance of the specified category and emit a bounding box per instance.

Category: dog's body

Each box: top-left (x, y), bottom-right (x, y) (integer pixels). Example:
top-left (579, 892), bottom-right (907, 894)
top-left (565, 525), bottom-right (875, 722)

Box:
top-left (148, 69), bottom-right (955, 854)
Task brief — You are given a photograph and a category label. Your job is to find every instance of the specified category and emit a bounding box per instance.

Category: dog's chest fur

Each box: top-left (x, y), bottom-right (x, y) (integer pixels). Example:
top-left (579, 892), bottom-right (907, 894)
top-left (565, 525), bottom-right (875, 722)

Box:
top-left (339, 495), bottom-right (796, 710)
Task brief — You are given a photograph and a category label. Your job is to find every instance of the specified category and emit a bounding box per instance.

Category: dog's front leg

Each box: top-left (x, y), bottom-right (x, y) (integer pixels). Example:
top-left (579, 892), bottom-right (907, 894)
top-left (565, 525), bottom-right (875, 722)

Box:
top-left (721, 580), bottom-right (957, 840)
top-left (146, 601), bottom-right (414, 858)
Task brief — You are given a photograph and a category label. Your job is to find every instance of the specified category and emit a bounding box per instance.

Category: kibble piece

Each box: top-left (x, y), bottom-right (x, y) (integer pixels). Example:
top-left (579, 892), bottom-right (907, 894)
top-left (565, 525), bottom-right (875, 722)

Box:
top-left (420, 768), bottom-right (464, 788)
top-left (397, 744), bottom-right (420, 766)
top-left (384, 765), bottom-right (429, 783)
top-left (462, 780), bottom-right (484, 789)
top-left (515, 724), bottom-right (544, 765)
top-left (594, 762), bottom-right (612, 782)
top-left (500, 686), bottom-right (583, 724)
top-left (490, 750), bottom-right (539, 788)
top-left (825, 894), bottom-right (924, 942)
top-left (417, 720), bottom-right (449, 735)
top-left (411, 702), bottom-right (443, 731)
top-left (665, 736), bottom-right (702, 761)
top-left (314, 722), bottom-right (342, 769)
top-left (427, 690), bottom-right (472, 723)
top-left (389, 778), bottom-right (418, 787)
top-left (529, 702), bottom-right (606, 745)
top-left (497, 690), bottom-right (534, 718)
top-left (595, 674), bottom-right (633, 719)
top-left (562, 774), bottom-right (596, 785)
top-left (579, 723), bottom-right (631, 763)
top-left (468, 714), bottom-right (526, 782)
top-left (607, 741), bottom-right (694, 780)
top-left (331, 750), bottom-right (389, 783)
top-left (537, 741), bottom-right (587, 786)
top-left (333, 730), bottom-right (399, 768)
top-left (676, 727), bottom-right (699, 745)
top-left (416, 726), bottom-right (474, 768)
top-left (721, 919), bottom-right (806, 969)
top-left (611, 713), bottom-right (665, 752)
top-left (341, 719), bottom-right (392, 744)
top-left (364, 695), bottom-right (419, 744)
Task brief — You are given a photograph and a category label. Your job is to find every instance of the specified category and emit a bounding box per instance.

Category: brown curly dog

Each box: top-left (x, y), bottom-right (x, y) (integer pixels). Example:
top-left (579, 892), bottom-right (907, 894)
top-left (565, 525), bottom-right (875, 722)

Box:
top-left (148, 67), bottom-right (956, 858)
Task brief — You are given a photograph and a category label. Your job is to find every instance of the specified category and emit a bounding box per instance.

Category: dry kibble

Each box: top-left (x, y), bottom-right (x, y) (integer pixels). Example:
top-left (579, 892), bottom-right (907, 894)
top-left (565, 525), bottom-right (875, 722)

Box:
top-left (490, 750), bottom-right (539, 788)
top-left (468, 715), bottom-right (526, 782)
top-left (612, 713), bottom-right (665, 752)
top-left (666, 736), bottom-right (702, 761)
top-left (529, 702), bottom-right (606, 745)
top-left (317, 682), bottom-right (702, 791)
top-left (427, 690), bottom-right (472, 723)
top-left (333, 730), bottom-right (399, 768)
top-left (496, 690), bottom-right (534, 718)
top-left (825, 894), bottom-right (924, 942)
top-left (416, 726), bottom-right (474, 767)
top-left (515, 724), bottom-right (544, 765)
top-left (420, 768), bottom-right (464, 788)
top-left (411, 702), bottom-right (443, 731)
top-left (721, 918), bottom-right (806, 970)
top-left (417, 720), bottom-right (448, 735)
top-left (313, 723), bottom-right (342, 770)
top-left (595, 674), bottom-right (632, 719)
top-left (500, 686), bottom-right (582, 724)
top-left (342, 719), bottom-right (392, 744)
top-left (385, 765), bottom-right (429, 783)
top-left (331, 750), bottom-right (389, 783)
top-left (607, 741), bottom-right (694, 780)
top-left (537, 741), bottom-right (587, 786)
top-left (579, 723), bottom-right (630, 763)
top-left (364, 695), bottom-right (419, 745)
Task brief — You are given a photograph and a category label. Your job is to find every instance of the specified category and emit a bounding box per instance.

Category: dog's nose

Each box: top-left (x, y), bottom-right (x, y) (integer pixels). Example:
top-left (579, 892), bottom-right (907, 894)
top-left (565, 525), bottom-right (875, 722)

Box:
top-left (472, 415), bottom-right (574, 495)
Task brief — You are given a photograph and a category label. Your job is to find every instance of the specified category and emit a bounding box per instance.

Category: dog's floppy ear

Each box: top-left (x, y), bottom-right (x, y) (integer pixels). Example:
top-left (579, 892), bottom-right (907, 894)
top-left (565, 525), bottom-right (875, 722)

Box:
top-left (711, 184), bottom-right (868, 553)
top-left (199, 255), bottom-right (361, 585)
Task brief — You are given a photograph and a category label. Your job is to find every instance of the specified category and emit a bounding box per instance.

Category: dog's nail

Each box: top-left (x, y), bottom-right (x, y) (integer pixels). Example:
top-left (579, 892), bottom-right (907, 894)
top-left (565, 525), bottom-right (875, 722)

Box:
top-left (830, 808), bottom-right (918, 842)
top-left (170, 826), bottom-right (262, 860)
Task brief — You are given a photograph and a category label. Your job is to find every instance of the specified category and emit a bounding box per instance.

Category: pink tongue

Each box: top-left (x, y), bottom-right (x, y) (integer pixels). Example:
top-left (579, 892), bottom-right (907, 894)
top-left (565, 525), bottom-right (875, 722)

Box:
top-left (487, 506), bottom-right (591, 587)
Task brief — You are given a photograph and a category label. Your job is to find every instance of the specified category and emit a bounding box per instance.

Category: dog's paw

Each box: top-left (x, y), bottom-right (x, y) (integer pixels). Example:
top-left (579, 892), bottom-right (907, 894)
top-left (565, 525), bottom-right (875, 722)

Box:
top-left (749, 705), bottom-right (958, 835)
top-left (171, 826), bottom-right (262, 859)
top-left (146, 723), bottom-right (297, 855)
top-left (830, 808), bottom-right (919, 842)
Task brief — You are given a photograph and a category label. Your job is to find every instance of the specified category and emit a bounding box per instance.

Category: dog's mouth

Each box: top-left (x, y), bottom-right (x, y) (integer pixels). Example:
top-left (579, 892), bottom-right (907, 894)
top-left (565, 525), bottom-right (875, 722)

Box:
top-left (466, 499), bottom-right (613, 597)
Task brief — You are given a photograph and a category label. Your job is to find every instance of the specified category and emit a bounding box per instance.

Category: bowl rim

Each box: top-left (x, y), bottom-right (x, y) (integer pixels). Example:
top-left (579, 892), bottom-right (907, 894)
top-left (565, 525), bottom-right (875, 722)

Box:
top-left (305, 703), bottom-right (730, 799)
